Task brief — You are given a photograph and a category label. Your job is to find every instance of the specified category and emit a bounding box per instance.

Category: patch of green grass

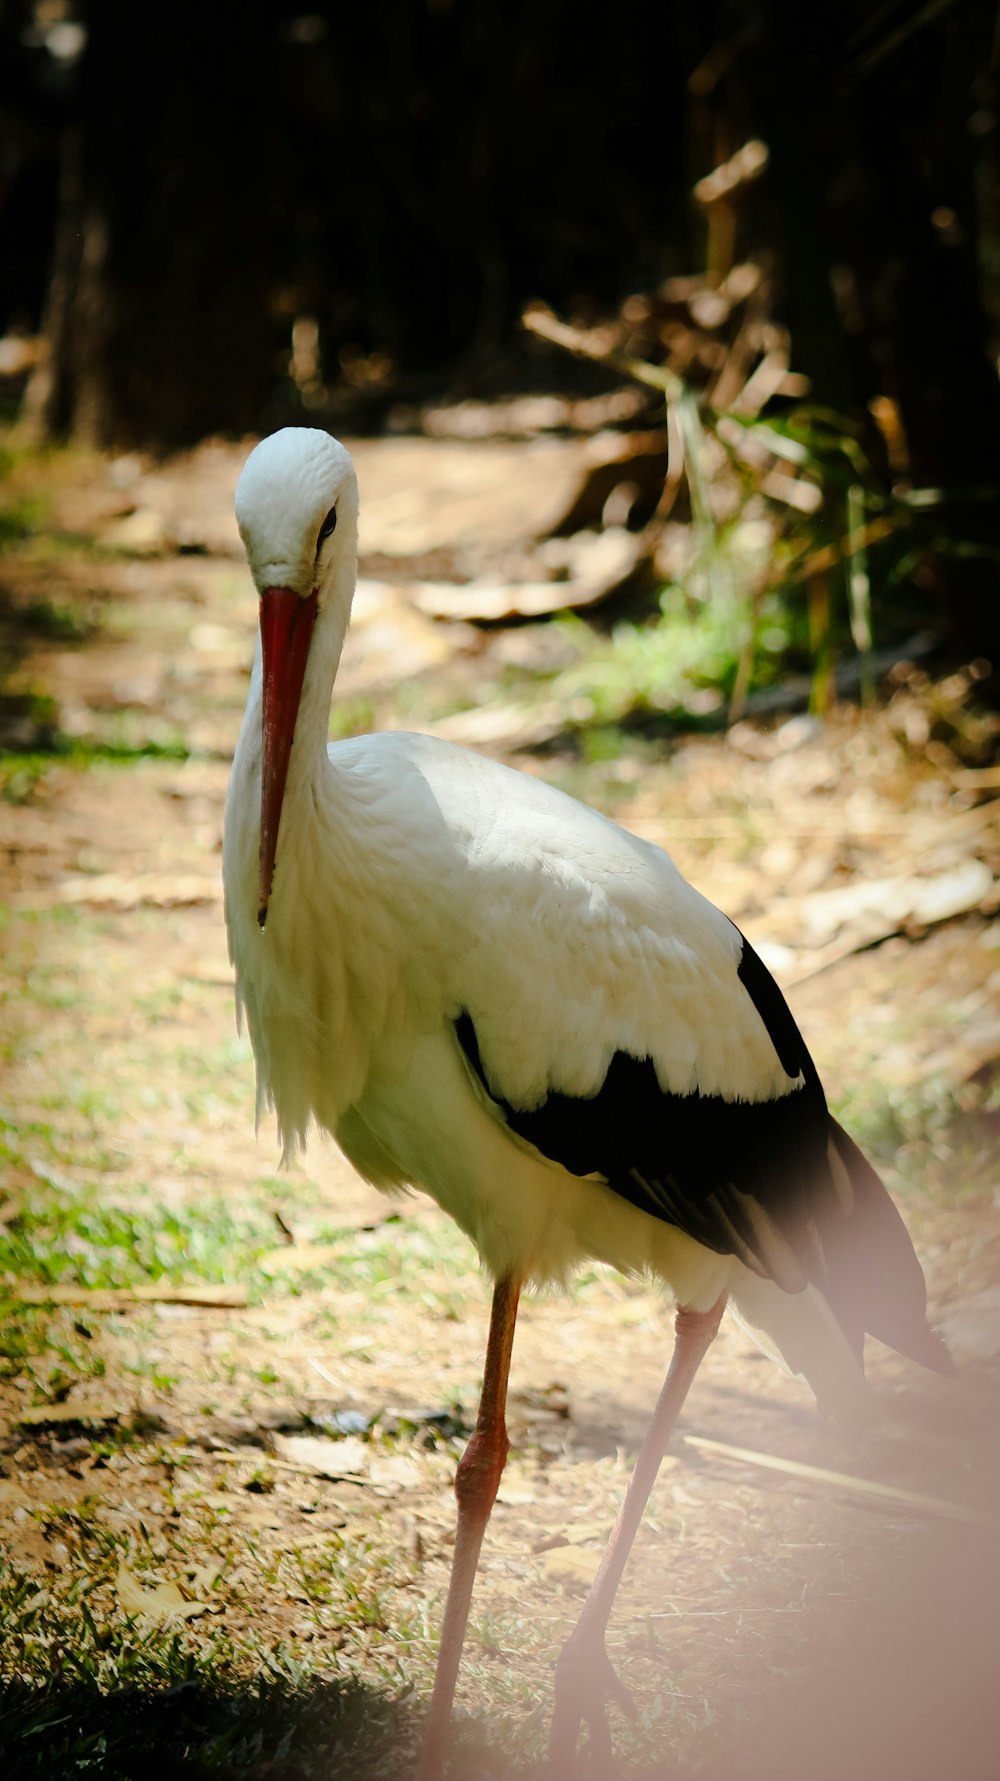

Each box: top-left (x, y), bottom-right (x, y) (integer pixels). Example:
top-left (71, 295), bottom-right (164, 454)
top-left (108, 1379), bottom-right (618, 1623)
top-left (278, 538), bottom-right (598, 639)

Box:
top-left (0, 733), bottom-right (192, 792)
top-left (0, 691), bottom-right (62, 759)
top-left (577, 722), bottom-right (636, 765)
top-left (10, 962), bottom-right (91, 1016)
top-left (559, 599), bottom-right (729, 724)
top-left (0, 491), bottom-right (47, 550)
top-left (0, 1549), bottom-right (412, 1780)
top-left (0, 1184), bottom-right (275, 1297)
top-left (328, 695), bottom-right (376, 740)
top-left (14, 597), bottom-right (99, 643)
top-left (76, 716), bottom-right (191, 762)
top-left (0, 1096), bottom-right (477, 1325)
top-left (0, 1307), bottom-right (107, 1391)
top-left (168, 1036), bottom-right (261, 1119)
top-left (833, 1077), bottom-right (946, 1164)
top-left (259, 1214), bottom-right (478, 1314)
top-left (15, 528), bottom-right (126, 567)
top-left (0, 755), bottom-right (56, 804)
top-left (832, 1073), bottom-right (997, 1202)
top-left (293, 1533), bottom-right (404, 1629)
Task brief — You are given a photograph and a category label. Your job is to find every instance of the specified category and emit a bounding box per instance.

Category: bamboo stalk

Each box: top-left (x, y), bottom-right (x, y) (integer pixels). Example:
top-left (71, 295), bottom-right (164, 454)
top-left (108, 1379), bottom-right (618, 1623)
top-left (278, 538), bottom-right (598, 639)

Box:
top-left (846, 482), bottom-right (875, 707)
top-left (808, 571), bottom-right (833, 715)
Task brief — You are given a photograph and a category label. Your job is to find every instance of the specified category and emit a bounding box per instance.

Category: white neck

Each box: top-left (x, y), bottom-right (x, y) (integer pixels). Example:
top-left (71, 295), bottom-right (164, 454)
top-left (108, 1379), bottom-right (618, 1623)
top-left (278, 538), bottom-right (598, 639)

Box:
top-left (285, 549), bottom-right (356, 798)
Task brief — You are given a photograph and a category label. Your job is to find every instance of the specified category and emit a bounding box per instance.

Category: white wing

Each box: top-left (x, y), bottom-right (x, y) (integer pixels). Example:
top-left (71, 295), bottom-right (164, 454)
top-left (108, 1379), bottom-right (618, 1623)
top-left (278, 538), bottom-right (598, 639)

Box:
top-left (348, 730), bottom-right (799, 1111)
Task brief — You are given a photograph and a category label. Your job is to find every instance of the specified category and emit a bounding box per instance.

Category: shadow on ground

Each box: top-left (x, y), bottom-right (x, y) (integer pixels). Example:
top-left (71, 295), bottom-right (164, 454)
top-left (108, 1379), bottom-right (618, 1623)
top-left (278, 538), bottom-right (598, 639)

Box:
top-left (1, 1670), bottom-right (421, 1781)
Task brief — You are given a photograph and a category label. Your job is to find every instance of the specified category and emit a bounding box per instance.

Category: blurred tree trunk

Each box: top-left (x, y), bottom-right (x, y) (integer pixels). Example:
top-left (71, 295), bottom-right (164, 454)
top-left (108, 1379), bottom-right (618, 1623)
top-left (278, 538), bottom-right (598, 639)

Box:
top-left (31, 0), bottom-right (283, 449)
top-left (28, 0), bottom-right (689, 449)
top-left (27, 0), bottom-right (692, 449)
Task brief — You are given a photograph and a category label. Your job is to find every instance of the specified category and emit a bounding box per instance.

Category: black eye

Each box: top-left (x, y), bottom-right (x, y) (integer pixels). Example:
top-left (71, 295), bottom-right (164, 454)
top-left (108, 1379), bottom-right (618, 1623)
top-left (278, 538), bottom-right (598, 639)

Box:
top-left (318, 506), bottom-right (337, 544)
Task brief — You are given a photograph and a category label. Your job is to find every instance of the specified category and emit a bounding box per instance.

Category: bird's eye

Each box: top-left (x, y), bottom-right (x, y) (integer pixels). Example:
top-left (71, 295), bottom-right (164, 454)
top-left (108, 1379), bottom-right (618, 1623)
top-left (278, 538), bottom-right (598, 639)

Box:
top-left (318, 506), bottom-right (337, 545)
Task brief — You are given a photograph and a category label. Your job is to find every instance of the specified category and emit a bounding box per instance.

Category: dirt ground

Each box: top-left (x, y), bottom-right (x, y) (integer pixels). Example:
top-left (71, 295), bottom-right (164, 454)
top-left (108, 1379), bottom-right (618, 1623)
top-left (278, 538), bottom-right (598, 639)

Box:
top-left (1, 431), bottom-right (999, 1780)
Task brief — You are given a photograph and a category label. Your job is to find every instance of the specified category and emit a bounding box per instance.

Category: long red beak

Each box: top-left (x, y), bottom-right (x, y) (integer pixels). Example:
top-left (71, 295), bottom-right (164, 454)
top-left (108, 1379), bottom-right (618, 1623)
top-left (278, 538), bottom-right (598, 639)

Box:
top-left (258, 585), bottom-right (318, 927)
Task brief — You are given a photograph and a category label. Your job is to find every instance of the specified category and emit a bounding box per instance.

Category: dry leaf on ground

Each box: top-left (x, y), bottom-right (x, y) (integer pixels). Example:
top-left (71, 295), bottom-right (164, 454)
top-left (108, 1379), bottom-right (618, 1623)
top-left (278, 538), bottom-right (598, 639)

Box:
top-left (273, 1434), bottom-right (370, 1478)
top-left (115, 1561), bottom-right (209, 1622)
top-left (369, 1453), bottom-right (422, 1489)
top-left (15, 1401), bottom-right (122, 1428)
top-left (540, 1545), bottom-right (603, 1587)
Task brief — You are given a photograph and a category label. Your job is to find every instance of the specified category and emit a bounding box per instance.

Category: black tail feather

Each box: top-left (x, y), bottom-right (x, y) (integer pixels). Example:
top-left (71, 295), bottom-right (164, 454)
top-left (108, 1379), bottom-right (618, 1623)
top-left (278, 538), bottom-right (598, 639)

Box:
top-left (824, 1118), bottom-right (953, 1376)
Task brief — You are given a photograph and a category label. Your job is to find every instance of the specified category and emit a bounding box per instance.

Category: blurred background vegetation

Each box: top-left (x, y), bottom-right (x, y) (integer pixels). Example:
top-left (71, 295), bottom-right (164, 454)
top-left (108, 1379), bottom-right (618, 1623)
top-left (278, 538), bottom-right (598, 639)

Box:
top-left (2, 0), bottom-right (1000, 722)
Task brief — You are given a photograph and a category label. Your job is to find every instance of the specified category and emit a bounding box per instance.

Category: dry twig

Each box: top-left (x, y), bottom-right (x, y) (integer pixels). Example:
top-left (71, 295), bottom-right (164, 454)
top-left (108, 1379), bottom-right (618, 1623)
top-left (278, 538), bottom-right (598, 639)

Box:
top-left (683, 1433), bottom-right (996, 1528)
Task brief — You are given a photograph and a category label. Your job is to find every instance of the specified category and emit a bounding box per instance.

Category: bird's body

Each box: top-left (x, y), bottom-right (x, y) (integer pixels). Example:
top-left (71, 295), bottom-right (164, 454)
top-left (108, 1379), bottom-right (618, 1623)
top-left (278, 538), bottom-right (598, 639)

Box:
top-left (227, 714), bottom-right (931, 1414)
top-left (224, 428), bottom-right (948, 1776)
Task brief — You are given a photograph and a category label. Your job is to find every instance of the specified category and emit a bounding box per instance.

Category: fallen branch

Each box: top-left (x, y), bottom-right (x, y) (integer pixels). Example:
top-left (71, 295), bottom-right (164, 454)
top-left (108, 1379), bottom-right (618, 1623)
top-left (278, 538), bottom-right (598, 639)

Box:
top-left (522, 301), bottom-right (683, 402)
top-left (15, 872), bottom-right (224, 913)
top-left (206, 1446), bottom-right (374, 1485)
top-left (7, 1281), bottom-right (248, 1310)
top-left (692, 138), bottom-right (769, 208)
top-left (682, 1432), bottom-right (996, 1528)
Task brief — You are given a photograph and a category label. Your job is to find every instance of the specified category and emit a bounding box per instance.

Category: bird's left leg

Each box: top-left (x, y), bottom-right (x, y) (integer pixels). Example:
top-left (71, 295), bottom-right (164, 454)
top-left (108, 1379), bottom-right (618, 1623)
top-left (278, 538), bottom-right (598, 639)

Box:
top-left (548, 1293), bottom-right (726, 1771)
top-left (418, 1272), bottom-right (521, 1781)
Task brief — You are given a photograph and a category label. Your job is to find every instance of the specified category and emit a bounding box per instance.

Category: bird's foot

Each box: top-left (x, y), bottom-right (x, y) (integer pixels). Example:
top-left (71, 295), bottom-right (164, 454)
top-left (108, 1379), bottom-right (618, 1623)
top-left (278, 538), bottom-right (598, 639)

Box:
top-left (547, 1626), bottom-right (636, 1774)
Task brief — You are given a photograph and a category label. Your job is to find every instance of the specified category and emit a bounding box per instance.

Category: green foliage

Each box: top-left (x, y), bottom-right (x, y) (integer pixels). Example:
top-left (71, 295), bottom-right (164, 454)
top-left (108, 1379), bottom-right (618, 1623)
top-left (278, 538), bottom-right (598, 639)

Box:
top-left (549, 580), bottom-right (778, 731)
top-left (516, 391), bottom-right (917, 741)
top-left (539, 316), bottom-right (963, 732)
top-left (0, 492), bottom-right (47, 551)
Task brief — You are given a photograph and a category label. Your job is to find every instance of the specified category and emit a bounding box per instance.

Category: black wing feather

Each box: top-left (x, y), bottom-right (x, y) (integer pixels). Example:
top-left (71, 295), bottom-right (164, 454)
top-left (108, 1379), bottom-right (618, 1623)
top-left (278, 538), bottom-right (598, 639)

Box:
top-left (454, 925), bottom-right (829, 1294)
top-left (455, 928), bottom-right (948, 1375)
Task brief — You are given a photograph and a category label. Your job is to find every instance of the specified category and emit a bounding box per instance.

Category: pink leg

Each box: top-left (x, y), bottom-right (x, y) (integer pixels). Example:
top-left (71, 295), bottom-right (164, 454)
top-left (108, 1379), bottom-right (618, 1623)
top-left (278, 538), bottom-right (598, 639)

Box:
top-left (548, 1294), bottom-right (726, 1771)
top-left (418, 1273), bottom-right (521, 1781)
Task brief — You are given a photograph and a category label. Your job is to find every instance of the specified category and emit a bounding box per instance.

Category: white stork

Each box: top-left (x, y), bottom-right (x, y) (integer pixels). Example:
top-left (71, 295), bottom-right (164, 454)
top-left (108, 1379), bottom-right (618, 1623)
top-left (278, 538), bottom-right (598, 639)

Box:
top-left (223, 427), bottom-right (950, 1778)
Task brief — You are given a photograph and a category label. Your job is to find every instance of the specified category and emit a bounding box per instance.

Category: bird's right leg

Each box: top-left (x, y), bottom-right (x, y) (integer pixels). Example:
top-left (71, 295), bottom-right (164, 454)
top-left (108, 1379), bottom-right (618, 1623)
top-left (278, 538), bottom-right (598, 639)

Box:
top-left (418, 1272), bottom-right (521, 1781)
top-left (548, 1294), bottom-right (726, 1771)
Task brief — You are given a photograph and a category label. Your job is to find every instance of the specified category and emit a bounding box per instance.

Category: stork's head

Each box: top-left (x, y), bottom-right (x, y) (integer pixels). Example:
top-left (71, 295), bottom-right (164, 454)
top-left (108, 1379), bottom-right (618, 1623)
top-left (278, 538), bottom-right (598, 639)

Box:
top-left (235, 427), bottom-right (359, 927)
